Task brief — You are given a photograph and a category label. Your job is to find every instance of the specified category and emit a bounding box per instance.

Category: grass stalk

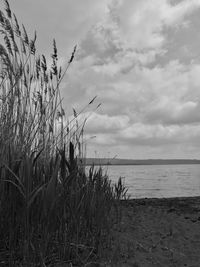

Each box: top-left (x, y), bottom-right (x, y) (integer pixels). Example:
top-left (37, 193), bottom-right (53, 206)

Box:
top-left (0, 1), bottom-right (127, 266)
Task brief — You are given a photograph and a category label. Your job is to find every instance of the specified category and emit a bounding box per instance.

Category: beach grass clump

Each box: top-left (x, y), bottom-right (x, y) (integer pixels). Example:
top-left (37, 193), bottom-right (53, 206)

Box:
top-left (0, 1), bottom-right (126, 266)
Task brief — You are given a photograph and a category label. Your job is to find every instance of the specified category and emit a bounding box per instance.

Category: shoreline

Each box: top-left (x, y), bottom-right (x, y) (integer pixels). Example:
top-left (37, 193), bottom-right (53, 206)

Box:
top-left (122, 196), bottom-right (200, 216)
top-left (123, 195), bottom-right (200, 207)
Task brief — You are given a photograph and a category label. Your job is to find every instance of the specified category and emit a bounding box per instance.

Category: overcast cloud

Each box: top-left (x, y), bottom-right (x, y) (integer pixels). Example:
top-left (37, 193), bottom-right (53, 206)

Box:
top-left (7, 0), bottom-right (200, 159)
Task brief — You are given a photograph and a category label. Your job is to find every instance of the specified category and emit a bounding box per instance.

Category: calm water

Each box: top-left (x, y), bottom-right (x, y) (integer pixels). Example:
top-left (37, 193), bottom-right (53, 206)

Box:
top-left (100, 164), bottom-right (200, 199)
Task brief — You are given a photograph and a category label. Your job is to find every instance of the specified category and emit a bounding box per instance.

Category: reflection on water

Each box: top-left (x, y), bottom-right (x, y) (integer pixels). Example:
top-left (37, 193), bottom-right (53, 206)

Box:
top-left (88, 164), bottom-right (200, 199)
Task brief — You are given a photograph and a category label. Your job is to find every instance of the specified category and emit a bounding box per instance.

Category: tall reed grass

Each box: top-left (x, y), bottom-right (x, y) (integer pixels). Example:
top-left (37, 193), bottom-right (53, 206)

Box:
top-left (0, 1), bottom-right (127, 266)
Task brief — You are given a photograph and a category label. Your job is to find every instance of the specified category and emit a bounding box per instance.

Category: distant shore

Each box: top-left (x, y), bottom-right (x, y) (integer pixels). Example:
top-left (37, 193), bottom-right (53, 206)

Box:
top-left (84, 158), bottom-right (200, 166)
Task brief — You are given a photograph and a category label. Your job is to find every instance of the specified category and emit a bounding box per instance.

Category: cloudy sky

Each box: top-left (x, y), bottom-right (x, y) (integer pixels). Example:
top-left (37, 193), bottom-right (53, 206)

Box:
top-left (6, 0), bottom-right (200, 159)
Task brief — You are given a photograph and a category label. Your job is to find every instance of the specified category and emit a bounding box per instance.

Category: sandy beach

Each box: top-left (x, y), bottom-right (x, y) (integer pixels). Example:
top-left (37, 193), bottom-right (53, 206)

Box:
top-left (102, 196), bottom-right (200, 267)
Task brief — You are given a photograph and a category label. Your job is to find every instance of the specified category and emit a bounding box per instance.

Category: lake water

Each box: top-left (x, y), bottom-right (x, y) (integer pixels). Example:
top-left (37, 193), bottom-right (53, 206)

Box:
top-left (98, 164), bottom-right (200, 199)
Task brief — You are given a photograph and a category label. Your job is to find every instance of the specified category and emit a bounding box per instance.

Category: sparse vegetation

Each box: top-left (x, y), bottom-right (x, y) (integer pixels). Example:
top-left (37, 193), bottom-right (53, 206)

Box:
top-left (0, 1), bottom-right (127, 266)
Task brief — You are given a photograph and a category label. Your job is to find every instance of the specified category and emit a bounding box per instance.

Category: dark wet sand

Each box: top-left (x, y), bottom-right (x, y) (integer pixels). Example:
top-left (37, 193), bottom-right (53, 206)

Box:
top-left (103, 196), bottom-right (200, 267)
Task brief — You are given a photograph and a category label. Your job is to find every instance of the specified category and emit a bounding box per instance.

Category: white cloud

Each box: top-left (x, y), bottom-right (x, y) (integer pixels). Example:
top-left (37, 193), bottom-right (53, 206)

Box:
top-left (146, 98), bottom-right (200, 125)
top-left (162, 0), bottom-right (200, 25)
top-left (119, 123), bottom-right (200, 144)
top-left (83, 112), bottom-right (130, 133)
top-left (77, 0), bottom-right (200, 80)
top-left (110, 0), bottom-right (200, 49)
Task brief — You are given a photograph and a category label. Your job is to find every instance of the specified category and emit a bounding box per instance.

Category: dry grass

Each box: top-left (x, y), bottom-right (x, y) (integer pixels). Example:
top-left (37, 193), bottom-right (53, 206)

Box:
top-left (0, 1), bottom-right (127, 266)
